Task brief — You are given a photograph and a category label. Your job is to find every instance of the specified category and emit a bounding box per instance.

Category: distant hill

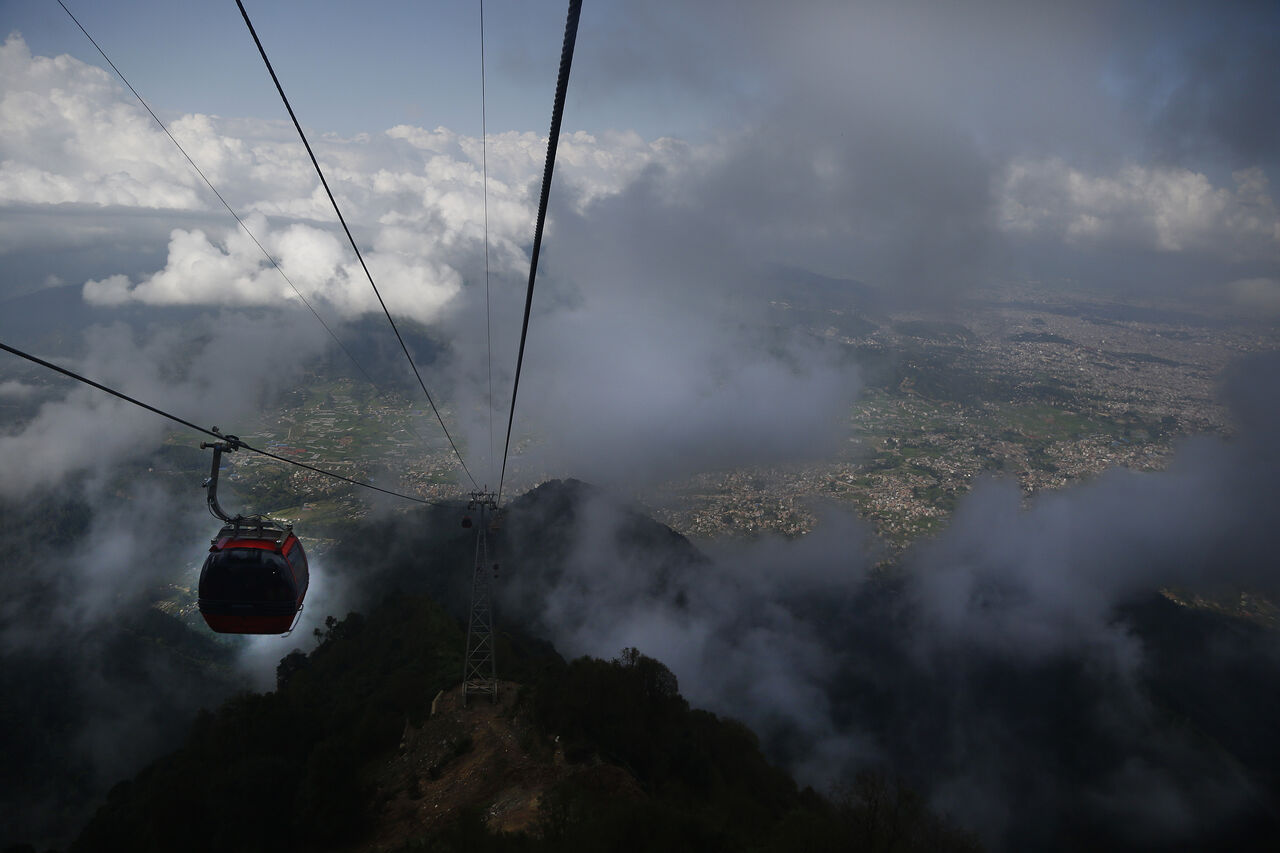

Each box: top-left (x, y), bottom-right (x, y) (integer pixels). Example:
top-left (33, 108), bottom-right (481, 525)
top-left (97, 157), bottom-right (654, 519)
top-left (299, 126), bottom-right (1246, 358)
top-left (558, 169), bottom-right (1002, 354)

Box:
top-left (764, 265), bottom-right (885, 313)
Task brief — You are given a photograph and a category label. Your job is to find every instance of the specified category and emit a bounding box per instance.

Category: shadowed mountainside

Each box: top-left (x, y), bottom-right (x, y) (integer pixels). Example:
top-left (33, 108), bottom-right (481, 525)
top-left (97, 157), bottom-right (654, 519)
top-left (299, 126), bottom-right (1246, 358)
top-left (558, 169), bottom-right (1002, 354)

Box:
top-left (6, 479), bottom-right (1280, 851)
top-left (69, 595), bottom-right (980, 853)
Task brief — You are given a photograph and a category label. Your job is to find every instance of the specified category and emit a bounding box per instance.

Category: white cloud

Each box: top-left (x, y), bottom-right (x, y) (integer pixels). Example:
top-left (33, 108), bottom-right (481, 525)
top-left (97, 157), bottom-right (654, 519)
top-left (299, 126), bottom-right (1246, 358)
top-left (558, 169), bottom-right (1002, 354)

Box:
top-left (84, 222), bottom-right (280, 307)
top-left (999, 158), bottom-right (1280, 260)
top-left (81, 215), bottom-right (463, 324)
top-left (520, 300), bottom-right (858, 485)
top-left (0, 34), bottom-right (203, 209)
top-left (0, 380), bottom-right (37, 399)
top-left (388, 124), bottom-right (694, 212)
top-left (1226, 277), bottom-right (1280, 317)
top-left (0, 35), bottom-right (694, 322)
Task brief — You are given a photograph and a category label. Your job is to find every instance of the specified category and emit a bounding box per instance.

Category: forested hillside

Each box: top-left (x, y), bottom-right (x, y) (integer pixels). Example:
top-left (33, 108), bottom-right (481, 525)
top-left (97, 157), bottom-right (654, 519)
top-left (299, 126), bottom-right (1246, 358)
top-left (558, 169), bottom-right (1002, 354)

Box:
top-left (69, 594), bottom-right (979, 852)
top-left (5, 479), bottom-right (1279, 851)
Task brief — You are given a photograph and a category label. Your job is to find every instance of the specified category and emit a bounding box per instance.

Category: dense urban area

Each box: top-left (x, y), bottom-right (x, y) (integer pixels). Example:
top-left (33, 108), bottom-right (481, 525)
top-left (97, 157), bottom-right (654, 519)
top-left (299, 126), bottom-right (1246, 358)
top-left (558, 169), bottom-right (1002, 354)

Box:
top-left (155, 282), bottom-right (1275, 555)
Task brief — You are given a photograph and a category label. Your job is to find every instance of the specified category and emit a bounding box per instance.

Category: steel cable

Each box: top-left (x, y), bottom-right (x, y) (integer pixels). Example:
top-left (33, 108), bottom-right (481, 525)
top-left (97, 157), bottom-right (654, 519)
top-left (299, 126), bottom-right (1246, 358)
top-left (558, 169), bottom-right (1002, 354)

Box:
top-left (236, 0), bottom-right (478, 490)
top-left (0, 340), bottom-right (445, 506)
top-left (55, 0), bottom-right (448, 455)
top-left (497, 0), bottom-right (582, 504)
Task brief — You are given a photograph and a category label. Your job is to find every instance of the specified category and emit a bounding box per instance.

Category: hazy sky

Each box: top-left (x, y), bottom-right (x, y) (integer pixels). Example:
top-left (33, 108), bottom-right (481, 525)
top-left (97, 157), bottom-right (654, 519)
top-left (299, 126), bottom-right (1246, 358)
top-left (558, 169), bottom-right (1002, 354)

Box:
top-left (2, 0), bottom-right (1274, 279)
top-left (1, 0), bottom-right (1278, 488)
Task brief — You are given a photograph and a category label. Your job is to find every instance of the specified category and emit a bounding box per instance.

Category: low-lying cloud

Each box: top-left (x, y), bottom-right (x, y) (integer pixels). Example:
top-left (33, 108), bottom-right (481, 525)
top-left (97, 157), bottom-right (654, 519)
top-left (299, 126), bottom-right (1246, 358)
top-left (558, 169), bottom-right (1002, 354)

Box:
top-left (494, 352), bottom-right (1280, 849)
top-left (0, 310), bottom-right (330, 499)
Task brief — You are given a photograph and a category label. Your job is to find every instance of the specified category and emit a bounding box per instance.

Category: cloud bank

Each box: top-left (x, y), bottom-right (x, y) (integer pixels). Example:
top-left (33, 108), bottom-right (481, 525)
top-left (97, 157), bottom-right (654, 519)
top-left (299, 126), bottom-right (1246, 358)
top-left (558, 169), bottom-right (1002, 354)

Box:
top-left (497, 352), bottom-right (1280, 849)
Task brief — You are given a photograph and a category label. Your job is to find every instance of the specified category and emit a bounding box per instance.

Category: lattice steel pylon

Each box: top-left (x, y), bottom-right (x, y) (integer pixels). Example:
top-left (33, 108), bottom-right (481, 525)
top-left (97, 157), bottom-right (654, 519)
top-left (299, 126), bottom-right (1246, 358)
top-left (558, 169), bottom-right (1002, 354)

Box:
top-left (462, 491), bottom-right (499, 704)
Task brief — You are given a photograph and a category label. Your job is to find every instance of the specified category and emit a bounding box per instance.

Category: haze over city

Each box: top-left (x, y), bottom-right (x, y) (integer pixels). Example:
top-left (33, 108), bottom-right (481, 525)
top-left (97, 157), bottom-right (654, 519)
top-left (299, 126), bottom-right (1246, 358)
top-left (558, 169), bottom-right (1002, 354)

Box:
top-left (1, 1), bottom-right (1278, 850)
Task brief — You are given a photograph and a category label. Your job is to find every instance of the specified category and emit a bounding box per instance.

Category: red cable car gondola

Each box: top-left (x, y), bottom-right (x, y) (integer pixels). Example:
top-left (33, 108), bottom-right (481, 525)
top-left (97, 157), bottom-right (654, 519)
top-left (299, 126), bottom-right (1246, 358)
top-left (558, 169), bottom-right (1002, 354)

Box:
top-left (196, 434), bottom-right (308, 635)
top-left (199, 519), bottom-right (308, 634)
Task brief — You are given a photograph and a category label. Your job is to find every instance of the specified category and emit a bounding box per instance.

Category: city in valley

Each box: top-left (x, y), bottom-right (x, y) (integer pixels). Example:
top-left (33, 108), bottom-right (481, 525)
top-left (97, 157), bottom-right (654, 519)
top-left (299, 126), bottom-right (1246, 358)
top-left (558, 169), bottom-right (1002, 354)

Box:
top-left (120, 281), bottom-right (1275, 573)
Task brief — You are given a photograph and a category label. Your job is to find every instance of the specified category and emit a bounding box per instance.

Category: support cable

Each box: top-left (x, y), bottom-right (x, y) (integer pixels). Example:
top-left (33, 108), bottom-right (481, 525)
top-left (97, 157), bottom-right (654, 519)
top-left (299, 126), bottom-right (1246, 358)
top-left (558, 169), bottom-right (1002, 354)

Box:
top-left (57, 1), bottom-right (447, 456)
top-left (0, 340), bottom-right (440, 506)
top-left (235, 0), bottom-right (478, 490)
top-left (56, 1), bottom-right (377, 392)
top-left (496, 0), bottom-right (582, 505)
top-left (480, 0), bottom-right (495, 486)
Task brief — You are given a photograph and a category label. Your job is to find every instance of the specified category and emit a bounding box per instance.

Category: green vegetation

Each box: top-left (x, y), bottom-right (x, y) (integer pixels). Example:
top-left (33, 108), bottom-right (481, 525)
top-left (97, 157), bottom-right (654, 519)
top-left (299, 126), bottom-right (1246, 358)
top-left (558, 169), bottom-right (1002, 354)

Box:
top-left (838, 380), bottom-right (1187, 546)
top-left (398, 647), bottom-right (981, 853)
top-left (70, 596), bottom-right (980, 853)
top-left (181, 371), bottom-right (475, 531)
top-left (72, 597), bottom-right (471, 852)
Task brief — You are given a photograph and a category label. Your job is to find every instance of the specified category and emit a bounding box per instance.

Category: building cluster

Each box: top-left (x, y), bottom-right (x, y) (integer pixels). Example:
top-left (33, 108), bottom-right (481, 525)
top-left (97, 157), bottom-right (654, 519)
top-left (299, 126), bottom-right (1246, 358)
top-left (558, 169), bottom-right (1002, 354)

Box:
top-left (224, 286), bottom-right (1277, 548)
top-left (645, 287), bottom-right (1275, 546)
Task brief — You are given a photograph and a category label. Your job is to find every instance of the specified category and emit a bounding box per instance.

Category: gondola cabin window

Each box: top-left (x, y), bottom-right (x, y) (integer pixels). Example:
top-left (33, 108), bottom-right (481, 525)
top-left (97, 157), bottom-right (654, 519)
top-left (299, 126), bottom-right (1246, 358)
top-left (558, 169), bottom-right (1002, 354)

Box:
top-left (286, 546), bottom-right (309, 599)
top-left (202, 549), bottom-right (293, 601)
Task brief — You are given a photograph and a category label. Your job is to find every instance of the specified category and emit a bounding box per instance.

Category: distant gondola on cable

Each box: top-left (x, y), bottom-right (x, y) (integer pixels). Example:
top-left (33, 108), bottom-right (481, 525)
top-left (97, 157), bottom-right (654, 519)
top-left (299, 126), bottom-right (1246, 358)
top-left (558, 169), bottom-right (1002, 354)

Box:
top-left (196, 432), bottom-right (309, 635)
